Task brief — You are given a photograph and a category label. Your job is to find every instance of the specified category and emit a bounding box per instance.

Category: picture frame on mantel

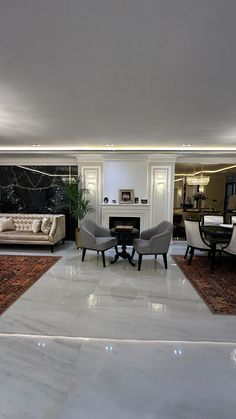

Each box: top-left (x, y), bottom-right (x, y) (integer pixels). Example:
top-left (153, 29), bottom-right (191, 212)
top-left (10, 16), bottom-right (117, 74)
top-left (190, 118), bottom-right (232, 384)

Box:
top-left (119, 189), bottom-right (134, 204)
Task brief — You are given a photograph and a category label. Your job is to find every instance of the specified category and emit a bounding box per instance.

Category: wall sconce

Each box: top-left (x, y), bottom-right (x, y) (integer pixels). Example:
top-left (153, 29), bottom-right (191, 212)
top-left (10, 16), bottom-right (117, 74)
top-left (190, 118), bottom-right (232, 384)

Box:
top-left (155, 175), bottom-right (166, 193)
top-left (177, 188), bottom-right (182, 197)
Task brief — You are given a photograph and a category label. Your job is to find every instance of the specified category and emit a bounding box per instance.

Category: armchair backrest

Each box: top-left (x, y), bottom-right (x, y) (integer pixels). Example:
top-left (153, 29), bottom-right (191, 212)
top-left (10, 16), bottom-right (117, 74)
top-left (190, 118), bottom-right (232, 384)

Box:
top-left (80, 219), bottom-right (97, 247)
top-left (150, 221), bottom-right (173, 253)
top-left (80, 218), bottom-right (96, 236)
top-left (157, 221), bottom-right (173, 235)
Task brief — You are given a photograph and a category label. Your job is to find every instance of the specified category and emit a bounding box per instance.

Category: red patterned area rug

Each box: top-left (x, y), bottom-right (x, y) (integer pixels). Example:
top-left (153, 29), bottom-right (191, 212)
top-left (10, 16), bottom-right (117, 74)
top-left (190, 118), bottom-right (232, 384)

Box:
top-left (173, 255), bottom-right (236, 315)
top-left (0, 255), bottom-right (60, 315)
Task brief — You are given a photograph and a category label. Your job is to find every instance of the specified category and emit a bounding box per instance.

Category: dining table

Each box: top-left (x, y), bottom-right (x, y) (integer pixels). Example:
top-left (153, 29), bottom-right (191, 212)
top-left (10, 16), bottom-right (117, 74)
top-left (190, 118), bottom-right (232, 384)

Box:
top-left (201, 224), bottom-right (233, 270)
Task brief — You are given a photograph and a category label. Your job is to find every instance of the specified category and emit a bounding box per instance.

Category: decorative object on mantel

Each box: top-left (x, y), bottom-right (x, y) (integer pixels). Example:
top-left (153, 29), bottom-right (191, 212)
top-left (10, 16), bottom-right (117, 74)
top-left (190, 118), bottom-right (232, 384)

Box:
top-left (119, 189), bottom-right (134, 204)
top-left (141, 199), bottom-right (148, 204)
top-left (103, 197), bottom-right (109, 203)
top-left (134, 197), bottom-right (139, 203)
top-left (112, 199), bottom-right (116, 204)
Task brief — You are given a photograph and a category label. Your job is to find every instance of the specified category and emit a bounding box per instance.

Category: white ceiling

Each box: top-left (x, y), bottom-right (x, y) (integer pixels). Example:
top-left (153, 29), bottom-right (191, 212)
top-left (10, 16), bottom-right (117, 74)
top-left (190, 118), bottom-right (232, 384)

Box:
top-left (1, 0), bottom-right (236, 154)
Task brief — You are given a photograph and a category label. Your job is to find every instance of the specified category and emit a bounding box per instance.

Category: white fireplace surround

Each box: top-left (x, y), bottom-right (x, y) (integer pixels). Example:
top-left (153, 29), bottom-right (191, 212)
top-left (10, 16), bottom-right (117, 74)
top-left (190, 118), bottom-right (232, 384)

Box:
top-left (101, 204), bottom-right (150, 231)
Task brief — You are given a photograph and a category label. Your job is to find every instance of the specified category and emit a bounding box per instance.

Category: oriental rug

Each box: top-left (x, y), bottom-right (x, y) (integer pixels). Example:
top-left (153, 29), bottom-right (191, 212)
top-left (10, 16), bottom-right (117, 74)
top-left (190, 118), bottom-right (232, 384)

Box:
top-left (173, 255), bottom-right (236, 315)
top-left (0, 255), bottom-right (60, 315)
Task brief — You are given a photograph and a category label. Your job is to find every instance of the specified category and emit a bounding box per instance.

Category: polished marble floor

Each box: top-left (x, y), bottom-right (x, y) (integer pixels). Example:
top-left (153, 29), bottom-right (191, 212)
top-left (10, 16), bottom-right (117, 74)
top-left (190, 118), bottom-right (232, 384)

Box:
top-left (0, 241), bottom-right (236, 418)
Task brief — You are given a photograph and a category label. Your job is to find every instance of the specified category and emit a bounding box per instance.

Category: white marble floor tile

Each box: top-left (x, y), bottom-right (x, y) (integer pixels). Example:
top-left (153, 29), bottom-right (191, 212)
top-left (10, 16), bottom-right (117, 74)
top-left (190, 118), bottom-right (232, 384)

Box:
top-left (61, 340), bottom-right (236, 419)
top-left (0, 336), bottom-right (81, 419)
top-left (0, 241), bottom-right (236, 419)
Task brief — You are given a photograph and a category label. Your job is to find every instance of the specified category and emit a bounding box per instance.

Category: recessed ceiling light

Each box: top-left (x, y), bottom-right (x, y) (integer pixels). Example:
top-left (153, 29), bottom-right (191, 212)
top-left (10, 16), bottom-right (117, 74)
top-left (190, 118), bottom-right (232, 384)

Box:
top-left (105, 144), bottom-right (115, 147)
top-left (181, 143), bottom-right (192, 147)
top-left (32, 144), bottom-right (41, 147)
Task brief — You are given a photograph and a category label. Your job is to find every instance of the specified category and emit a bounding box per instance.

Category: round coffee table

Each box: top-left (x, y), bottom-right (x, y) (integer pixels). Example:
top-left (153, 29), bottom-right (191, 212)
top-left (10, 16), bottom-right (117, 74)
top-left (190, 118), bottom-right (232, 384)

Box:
top-left (110, 227), bottom-right (139, 266)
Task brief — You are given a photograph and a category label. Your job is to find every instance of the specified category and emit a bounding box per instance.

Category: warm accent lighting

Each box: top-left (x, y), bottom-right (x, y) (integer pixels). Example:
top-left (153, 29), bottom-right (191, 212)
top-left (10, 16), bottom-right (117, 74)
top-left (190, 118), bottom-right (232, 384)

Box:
top-left (186, 175), bottom-right (210, 186)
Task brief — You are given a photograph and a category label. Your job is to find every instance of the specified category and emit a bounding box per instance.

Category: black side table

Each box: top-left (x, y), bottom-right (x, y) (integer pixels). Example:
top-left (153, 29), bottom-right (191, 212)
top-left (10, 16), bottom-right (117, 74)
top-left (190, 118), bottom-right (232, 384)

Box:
top-left (110, 227), bottom-right (139, 266)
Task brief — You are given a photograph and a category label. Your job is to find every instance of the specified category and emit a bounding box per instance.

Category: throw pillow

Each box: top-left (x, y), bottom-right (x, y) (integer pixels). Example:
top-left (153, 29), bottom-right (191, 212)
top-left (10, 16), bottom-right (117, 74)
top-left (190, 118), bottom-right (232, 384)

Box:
top-left (41, 217), bottom-right (52, 234)
top-left (0, 217), bottom-right (16, 232)
top-left (32, 219), bottom-right (42, 233)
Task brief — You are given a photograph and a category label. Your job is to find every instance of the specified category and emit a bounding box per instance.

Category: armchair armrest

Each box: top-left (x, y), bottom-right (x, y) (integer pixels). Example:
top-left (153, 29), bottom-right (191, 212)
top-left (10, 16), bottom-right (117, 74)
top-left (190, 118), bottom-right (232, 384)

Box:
top-left (150, 231), bottom-right (172, 253)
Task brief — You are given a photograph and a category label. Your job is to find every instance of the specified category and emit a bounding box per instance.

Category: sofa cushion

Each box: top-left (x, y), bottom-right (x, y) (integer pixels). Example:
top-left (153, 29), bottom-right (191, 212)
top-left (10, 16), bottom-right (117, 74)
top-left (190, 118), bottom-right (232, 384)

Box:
top-left (0, 218), bottom-right (16, 232)
top-left (32, 219), bottom-right (42, 233)
top-left (41, 217), bottom-right (52, 234)
top-left (0, 230), bottom-right (49, 241)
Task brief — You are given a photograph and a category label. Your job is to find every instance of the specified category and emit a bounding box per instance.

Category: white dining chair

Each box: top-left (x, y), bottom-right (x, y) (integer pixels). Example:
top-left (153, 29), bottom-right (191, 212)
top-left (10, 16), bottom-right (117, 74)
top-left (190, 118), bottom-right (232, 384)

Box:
top-left (201, 214), bottom-right (224, 226)
top-left (221, 225), bottom-right (236, 257)
top-left (230, 215), bottom-right (236, 224)
top-left (184, 219), bottom-right (211, 265)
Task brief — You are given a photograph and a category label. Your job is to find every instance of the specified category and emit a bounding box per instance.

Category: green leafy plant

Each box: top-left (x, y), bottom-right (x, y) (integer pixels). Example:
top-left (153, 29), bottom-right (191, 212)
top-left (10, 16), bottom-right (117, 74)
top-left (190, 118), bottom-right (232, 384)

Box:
top-left (61, 174), bottom-right (94, 224)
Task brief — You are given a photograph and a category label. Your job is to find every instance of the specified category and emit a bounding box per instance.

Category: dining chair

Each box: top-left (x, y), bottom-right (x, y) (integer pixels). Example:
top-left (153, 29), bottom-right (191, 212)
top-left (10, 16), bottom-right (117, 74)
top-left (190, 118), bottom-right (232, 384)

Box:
top-left (132, 221), bottom-right (173, 270)
top-left (201, 214), bottom-right (224, 226)
top-left (80, 219), bottom-right (118, 267)
top-left (221, 224), bottom-right (236, 258)
top-left (230, 215), bottom-right (236, 224)
top-left (184, 219), bottom-right (211, 265)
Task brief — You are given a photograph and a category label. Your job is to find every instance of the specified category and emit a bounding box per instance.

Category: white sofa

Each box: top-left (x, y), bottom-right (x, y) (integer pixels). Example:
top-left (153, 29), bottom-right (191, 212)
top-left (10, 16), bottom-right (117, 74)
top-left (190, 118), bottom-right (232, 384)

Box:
top-left (0, 213), bottom-right (66, 252)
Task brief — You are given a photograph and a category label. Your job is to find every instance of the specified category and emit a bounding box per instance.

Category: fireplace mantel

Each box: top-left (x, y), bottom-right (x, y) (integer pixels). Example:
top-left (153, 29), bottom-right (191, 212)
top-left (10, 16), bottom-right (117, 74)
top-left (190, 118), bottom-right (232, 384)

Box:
top-left (101, 204), bottom-right (150, 231)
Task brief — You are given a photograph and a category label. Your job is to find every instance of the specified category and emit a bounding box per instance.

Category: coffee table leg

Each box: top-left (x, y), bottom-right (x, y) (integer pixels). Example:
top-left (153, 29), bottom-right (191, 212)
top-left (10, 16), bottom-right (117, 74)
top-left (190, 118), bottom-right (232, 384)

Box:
top-left (110, 245), bottom-right (135, 266)
top-left (110, 253), bottom-right (119, 264)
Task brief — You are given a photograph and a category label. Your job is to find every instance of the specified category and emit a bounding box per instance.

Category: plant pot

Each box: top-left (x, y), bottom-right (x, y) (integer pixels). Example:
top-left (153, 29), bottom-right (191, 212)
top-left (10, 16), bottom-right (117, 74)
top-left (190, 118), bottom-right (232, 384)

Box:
top-left (75, 227), bottom-right (83, 249)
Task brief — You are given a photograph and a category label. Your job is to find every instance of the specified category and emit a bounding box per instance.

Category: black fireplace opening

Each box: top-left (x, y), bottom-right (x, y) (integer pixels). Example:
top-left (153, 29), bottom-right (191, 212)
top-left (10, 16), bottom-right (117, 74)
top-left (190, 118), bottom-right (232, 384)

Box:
top-left (109, 216), bottom-right (140, 230)
top-left (109, 217), bottom-right (140, 245)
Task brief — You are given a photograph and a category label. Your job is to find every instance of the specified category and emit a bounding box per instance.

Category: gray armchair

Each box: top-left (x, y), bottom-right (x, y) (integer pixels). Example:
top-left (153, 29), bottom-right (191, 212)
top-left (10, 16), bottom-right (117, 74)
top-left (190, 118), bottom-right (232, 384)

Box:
top-left (80, 219), bottom-right (118, 267)
top-left (132, 221), bottom-right (173, 270)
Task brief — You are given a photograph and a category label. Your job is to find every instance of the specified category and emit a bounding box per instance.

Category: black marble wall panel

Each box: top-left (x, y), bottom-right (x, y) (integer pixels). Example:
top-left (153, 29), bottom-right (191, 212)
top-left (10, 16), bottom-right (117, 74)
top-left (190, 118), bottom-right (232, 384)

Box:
top-left (0, 165), bottom-right (78, 239)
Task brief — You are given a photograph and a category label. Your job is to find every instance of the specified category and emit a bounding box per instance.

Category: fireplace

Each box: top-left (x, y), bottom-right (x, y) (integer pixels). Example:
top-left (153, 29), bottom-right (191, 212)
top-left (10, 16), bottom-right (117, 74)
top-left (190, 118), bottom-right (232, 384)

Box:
top-left (101, 203), bottom-right (150, 231)
top-left (109, 216), bottom-right (140, 231)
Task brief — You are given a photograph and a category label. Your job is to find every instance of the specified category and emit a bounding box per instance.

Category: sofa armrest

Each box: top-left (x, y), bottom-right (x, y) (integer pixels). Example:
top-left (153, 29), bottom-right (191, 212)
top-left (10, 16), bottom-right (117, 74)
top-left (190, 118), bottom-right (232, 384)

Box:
top-left (49, 215), bottom-right (65, 244)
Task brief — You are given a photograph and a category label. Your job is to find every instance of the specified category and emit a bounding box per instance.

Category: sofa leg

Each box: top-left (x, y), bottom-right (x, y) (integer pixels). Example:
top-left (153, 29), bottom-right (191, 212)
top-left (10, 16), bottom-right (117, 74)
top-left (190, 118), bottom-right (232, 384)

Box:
top-left (102, 251), bottom-right (106, 267)
top-left (163, 253), bottom-right (167, 269)
top-left (138, 254), bottom-right (142, 271)
top-left (51, 245), bottom-right (54, 253)
top-left (82, 248), bottom-right (86, 262)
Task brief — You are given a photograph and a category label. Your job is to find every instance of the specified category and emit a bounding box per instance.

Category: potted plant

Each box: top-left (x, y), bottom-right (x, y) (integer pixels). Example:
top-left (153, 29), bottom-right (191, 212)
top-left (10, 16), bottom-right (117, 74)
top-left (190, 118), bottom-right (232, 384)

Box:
top-left (61, 174), bottom-right (94, 248)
